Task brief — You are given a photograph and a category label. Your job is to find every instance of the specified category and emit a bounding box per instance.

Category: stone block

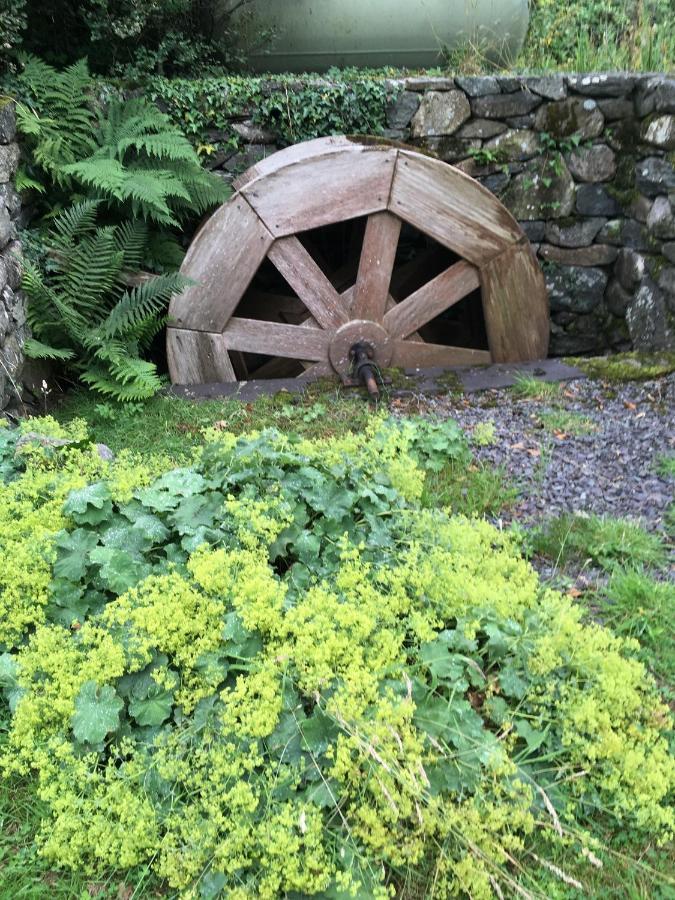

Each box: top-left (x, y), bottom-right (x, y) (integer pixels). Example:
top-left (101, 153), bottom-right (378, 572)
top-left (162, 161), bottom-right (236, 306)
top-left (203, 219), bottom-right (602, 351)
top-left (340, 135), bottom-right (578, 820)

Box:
top-left (456, 118), bottom-right (506, 139)
top-left (0, 207), bottom-right (12, 247)
top-left (505, 115), bottom-right (536, 129)
top-left (568, 73), bottom-right (636, 97)
top-left (410, 90), bottom-right (471, 137)
top-left (470, 91), bottom-right (542, 119)
top-left (597, 98), bottom-right (634, 120)
top-left (231, 121), bottom-right (276, 144)
top-left (404, 77), bottom-right (456, 92)
top-left (642, 115), bottom-right (675, 150)
top-left (386, 91), bottom-right (421, 129)
top-left (454, 76), bottom-right (500, 97)
top-left (545, 265), bottom-right (608, 313)
top-left (484, 129), bottom-right (539, 161)
top-left (545, 216), bottom-right (606, 247)
top-left (597, 219), bottom-right (653, 251)
top-left (628, 194), bottom-right (652, 224)
top-left (0, 102), bottom-right (15, 144)
top-left (520, 220), bottom-right (546, 241)
top-left (567, 144), bottom-right (616, 182)
top-left (635, 77), bottom-right (675, 116)
top-left (538, 243), bottom-right (618, 266)
top-left (549, 331), bottom-right (603, 356)
top-left (534, 97), bottom-right (605, 140)
top-left (605, 277), bottom-right (634, 316)
top-left (663, 242), bottom-right (675, 263)
top-left (479, 172), bottom-right (510, 195)
top-left (626, 279), bottom-right (675, 349)
top-left (0, 144), bottom-right (19, 182)
top-left (502, 155), bottom-right (575, 220)
top-left (635, 157), bottom-right (675, 197)
top-left (1, 241), bottom-right (22, 289)
top-left (576, 184), bottom-right (622, 216)
top-left (658, 267), bottom-right (675, 302)
top-left (614, 248), bottom-right (646, 291)
top-left (0, 183), bottom-right (21, 218)
top-left (646, 196), bottom-right (675, 239)
top-left (523, 75), bottom-right (566, 101)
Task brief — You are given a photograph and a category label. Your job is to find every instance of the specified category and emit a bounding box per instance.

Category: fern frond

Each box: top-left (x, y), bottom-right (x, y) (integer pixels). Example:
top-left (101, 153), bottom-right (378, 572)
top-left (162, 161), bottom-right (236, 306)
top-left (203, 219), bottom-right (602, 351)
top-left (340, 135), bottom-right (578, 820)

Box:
top-left (61, 158), bottom-right (127, 198)
top-left (115, 219), bottom-right (149, 270)
top-left (98, 272), bottom-right (186, 338)
top-left (23, 338), bottom-right (75, 361)
top-left (49, 200), bottom-right (101, 249)
top-left (81, 361), bottom-right (163, 401)
top-left (118, 132), bottom-right (196, 162)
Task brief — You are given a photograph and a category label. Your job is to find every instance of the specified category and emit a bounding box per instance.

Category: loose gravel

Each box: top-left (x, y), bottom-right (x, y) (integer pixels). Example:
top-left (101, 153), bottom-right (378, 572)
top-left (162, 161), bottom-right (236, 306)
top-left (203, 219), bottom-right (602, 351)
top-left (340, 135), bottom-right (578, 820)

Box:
top-left (409, 373), bottom-right (675, 532)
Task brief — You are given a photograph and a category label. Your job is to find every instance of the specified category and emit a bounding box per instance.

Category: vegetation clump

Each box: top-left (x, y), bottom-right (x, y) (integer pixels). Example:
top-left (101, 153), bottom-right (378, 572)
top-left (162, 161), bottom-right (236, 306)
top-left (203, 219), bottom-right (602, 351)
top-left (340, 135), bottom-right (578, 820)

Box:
top-left (0, 416), bottom-right (672, 898)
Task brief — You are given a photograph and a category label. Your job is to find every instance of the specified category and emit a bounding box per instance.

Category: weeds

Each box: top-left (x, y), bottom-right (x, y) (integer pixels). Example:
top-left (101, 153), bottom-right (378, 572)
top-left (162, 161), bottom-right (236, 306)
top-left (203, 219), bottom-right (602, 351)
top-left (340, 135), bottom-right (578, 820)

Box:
top-left (512, 374), bottom-right (564, 402)
top-left (529, 513), bottom-right (668, 572)
top-left (421, 461), bottom-right (519, 517)
top-left (536, 409), bottom-right (597, 436)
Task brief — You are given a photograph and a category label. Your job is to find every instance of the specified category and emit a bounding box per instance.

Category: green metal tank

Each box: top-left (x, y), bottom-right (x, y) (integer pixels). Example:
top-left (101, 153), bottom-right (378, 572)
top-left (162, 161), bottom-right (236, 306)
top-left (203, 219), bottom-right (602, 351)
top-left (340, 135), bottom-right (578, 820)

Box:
top-left (233, 0), bottom-right (529, 72)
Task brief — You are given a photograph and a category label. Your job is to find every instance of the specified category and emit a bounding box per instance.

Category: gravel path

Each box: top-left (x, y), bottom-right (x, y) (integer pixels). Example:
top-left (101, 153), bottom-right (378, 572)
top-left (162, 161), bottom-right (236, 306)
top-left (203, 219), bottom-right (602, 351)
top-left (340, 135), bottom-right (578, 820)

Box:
top-left (415, 373), bottom-right (675, 531)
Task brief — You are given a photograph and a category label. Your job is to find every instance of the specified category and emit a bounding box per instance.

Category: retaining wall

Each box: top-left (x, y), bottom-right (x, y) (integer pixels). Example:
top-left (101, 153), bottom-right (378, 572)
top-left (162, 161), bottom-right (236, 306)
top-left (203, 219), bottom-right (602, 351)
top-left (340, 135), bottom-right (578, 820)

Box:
top-left (209, 72), bottom-right (675, 356)
top-left (0, 102), bottom-right (24, 412)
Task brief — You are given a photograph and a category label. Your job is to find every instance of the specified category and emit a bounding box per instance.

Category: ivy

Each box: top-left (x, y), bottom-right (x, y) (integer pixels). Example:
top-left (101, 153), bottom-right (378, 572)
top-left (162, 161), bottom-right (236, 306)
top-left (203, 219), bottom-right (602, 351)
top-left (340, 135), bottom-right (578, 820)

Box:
top-left (148, 70), bottom-right (397, 156)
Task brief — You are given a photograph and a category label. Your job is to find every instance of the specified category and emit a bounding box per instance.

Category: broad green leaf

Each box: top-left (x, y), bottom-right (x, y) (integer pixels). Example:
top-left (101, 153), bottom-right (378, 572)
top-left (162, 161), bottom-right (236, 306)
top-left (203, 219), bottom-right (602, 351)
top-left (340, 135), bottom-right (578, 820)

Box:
top-left (89, 546), bottom-right (151, 594)
top-left (72, 680), bottom-right (123, 744)
top-left (63, 482), bottom-right (113, 525)
top-left (52, 528), bottom-right (100, 581)
top-left (129, 681), bottom-right (174, 727)
top-left (0, 653), bottom-right (24, 711)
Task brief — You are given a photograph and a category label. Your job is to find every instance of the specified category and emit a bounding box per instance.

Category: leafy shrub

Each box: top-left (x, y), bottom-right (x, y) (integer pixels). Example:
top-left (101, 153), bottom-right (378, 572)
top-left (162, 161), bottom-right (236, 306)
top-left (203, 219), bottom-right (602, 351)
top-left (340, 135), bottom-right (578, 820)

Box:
top-left (22, 202), bottom-right (186, 400)
top-left (0, 417), bottom-right (672, 897)
top-left (1, 0), bottom-right (266, 77)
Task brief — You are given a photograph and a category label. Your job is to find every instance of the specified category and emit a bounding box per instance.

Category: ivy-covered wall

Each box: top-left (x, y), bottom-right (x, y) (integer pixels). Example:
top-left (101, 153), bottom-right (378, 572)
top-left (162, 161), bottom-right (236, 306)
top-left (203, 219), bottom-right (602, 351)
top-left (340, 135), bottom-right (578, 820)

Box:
top-left (0, 101), bottom-right (23, 412)
top-left (152, 72), bottom-right (675, 357)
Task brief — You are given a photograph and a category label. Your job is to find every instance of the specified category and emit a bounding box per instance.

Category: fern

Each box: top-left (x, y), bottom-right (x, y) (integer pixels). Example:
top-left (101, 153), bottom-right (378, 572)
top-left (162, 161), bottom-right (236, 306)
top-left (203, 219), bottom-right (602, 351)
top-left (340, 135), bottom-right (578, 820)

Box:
top-left (23, 203), bottom-right (188, 401)
top-left (15, 57), bottom-right (230, 226)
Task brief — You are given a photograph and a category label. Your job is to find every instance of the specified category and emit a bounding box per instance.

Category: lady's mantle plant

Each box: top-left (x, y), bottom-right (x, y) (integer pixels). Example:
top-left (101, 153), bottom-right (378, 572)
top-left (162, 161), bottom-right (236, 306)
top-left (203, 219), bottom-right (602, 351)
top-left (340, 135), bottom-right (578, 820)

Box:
top-left (0, 417), bottom-right (672, 898)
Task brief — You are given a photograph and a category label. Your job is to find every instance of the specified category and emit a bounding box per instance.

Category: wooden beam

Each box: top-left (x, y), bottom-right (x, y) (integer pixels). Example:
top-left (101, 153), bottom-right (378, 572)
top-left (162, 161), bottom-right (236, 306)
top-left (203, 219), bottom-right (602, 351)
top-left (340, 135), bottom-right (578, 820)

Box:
top-left (169, 198), bottom-right (273, 333)
top-left (240, 146), bottom-right (397, 237)
top-left (221, 317), bottom-right (330, 361)
top-left (391, 340), bottom-right (492, 368)
top-left (383, 260), bottom-right (480, 340)
top-left (389, 151), bottom-right (523, 265)
top-left (268, 237), bottom-right (349, 330)
top-left (167, 328), bottom-right (236, 384)
top-left (479, 244), bottom-right (550, 362)
top-left (352, 212), bottom-right (402, 322)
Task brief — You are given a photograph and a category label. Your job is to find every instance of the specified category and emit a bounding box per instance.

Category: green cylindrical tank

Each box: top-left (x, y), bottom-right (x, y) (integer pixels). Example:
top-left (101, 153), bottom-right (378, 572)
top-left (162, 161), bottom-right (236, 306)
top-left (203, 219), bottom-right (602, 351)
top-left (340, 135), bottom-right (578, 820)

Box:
top-left (233, 0), bottom-right (529, 72)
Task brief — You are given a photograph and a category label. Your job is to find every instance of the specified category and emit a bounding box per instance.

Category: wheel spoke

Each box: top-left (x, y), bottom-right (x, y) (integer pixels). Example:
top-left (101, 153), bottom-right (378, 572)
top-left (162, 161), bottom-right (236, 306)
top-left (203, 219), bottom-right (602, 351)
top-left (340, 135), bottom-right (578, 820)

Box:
top-left (166, 328), bottom-right (237, 384)
top-left (391, 340), bottom-right (491, 368)
top-left (352, 212), bottom-right (402, 322)
top-left (221, 317), bottom-right (330, 361)
top-left (267, 236), bottom-right (349, 330)
top-left (383, 260), bottom-right (480, 340)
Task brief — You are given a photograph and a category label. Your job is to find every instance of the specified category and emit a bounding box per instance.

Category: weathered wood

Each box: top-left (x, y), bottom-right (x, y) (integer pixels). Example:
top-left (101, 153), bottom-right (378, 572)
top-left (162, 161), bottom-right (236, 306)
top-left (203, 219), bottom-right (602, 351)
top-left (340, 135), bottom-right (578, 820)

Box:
top-left (233, 136), bottom-right (354, 191)
top-left (240, 146), bottom-right (397, 237)
top-left (221, 317), bottom-right (330, 361)
top-left (352, 212), bottom-right (402, 322)
top-left (167, 328), bottom-right (236, 384)
top-left (389, 151), bottom-right (523, 265)
top-left (383, 260), bottom-right (480, 339)
top-left (268, 237), bottom-right (349, 329)
top-left (391, 341), bottom-right (492, 368)
top-left (169, 198), bottom-right (273, 333)
top-left (479, 243), bottom-right (549, 363)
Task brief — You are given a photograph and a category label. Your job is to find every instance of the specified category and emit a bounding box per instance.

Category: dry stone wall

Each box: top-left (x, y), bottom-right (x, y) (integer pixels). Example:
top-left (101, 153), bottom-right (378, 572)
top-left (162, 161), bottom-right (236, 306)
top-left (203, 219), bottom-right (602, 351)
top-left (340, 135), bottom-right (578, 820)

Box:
top-left (211, 73), bottom-right (675, 357)
top-left (0, 101), bottom-right (24, 411)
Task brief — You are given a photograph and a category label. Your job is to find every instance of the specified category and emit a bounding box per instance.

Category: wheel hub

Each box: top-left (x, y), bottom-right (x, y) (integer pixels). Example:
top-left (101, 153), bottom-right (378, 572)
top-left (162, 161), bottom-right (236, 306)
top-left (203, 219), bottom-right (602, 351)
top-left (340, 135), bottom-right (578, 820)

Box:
top-left (328, 320), bottom-right (393, 380)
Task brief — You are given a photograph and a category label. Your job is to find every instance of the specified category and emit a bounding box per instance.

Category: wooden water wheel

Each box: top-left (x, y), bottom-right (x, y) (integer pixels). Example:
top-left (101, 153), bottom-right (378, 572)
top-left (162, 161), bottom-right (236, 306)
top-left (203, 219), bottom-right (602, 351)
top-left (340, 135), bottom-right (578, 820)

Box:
top-left (167, 137), bottom-right (549, 386)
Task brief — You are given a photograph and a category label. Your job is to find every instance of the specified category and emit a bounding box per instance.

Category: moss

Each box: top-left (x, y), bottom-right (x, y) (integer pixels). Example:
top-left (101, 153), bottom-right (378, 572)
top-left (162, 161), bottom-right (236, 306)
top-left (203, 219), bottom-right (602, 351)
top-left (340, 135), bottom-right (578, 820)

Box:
top-left (606, 152), bottom-right (638, 210)
top-left (434, 369), bottom-right (464, 395)
top-left (565, 351), bottom-right (675, 382)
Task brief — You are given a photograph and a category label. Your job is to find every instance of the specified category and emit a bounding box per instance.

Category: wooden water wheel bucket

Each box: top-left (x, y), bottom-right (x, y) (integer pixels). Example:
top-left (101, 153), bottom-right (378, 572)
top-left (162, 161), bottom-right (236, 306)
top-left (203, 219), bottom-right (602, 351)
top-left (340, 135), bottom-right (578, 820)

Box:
top-left (167, 137), bottom-right (549, 386)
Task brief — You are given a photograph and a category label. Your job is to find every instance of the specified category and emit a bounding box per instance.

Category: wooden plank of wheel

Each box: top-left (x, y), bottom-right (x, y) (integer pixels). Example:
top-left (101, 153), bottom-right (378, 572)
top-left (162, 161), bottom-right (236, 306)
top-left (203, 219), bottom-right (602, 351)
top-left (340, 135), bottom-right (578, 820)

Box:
top-left (167, 137), bottom-right (549, 386)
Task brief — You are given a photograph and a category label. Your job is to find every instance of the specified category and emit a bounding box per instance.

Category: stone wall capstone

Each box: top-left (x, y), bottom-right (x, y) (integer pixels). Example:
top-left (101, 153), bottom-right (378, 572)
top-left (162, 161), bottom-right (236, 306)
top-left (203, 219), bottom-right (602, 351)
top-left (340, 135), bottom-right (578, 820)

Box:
top-left (204, 72), bottom-right (675, 356)
top-left (0, 101), bottom-right (24, 411)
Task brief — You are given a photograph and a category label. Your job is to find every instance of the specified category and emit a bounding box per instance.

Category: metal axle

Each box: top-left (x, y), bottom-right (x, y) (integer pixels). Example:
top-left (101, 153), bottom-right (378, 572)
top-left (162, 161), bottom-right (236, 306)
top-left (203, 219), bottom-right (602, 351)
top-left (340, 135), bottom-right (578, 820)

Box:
top-left (349, 341), bottom-right (381, 400)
